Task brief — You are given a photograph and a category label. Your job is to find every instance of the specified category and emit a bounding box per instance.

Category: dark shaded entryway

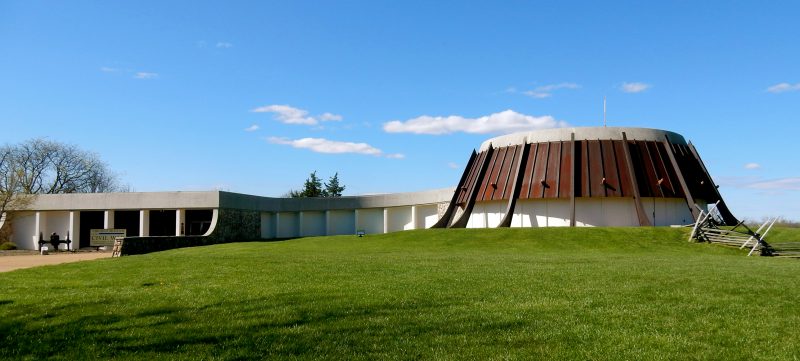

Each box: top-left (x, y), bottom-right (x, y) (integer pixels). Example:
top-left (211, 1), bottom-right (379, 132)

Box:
top-left (149, 210), bottom-right (176, 236)
top-left (186, 210), bottom-right (213, 236)
top-left (79, 211), bottom-right (104, 248)
top-left (115, 210), bottom-right (140, 237)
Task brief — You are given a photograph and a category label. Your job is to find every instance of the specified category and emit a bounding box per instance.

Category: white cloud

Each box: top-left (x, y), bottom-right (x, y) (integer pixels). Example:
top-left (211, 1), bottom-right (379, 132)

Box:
top-left (244, 124), bottom-right (260, 132)
top-left (523, 91), bottom-right (552, 99)
top-left (267, 137), bottom-right (384, 156)
top-left (100, 67), bottom-right (119, 72)
top-left (252, 105), bottom-right (344, 125)
top-left (448, 162), bottom-right (460, 169)
top-left (320, 112), bottom-right (343, 121)
top-left (746, 177), bottom-right (800, 191)
top-left (766, 82), bottom-right (800, 93)
top-left (621, 82), bottom-right (651, 93)
top-left (383, 109), bottom-right (568, 135)
top-left (134, 72), bottom-right (159, 79)
top-left (744, 163), bottom-right (761, 170)
top-left (252, 105), bottom-right (317, 125)
top-left (385, 153), bottom-right (405, 159)
top-left (216, 42), bottom-right (234, 48)
top-left (522, 83), bottom-right (580, 99)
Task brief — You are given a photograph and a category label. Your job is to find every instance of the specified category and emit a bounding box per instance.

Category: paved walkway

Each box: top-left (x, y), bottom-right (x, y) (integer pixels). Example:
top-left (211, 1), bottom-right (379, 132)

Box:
top-left (0, 252), bottom-right (112, 273)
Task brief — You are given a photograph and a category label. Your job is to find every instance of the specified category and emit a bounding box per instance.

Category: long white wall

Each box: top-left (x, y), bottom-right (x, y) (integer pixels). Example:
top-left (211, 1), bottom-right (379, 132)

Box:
top-left (6, 190), bottom-right (454, 249)
top-left (261, 203), bottom-right (446, 238)
top-left (513, 199), bottom-right (571, 227)
top-left (328, 210), bottom-right (355, 235)
top-left (300, 211), bottom-right (326, 237)
top-left (467, 197), bottom-right (695, 228)
top-left (6, 188), bottom-right (700, 250)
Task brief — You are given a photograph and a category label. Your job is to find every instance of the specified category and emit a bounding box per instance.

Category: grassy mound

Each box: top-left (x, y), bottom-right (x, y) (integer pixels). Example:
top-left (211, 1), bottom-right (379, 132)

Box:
top-left (1, 227), bottom-right (799, 360)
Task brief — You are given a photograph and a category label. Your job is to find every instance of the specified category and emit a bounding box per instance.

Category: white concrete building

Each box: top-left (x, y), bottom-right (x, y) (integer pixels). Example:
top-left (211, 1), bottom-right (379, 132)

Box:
top-left (1, 127), bottom-right (738, 252)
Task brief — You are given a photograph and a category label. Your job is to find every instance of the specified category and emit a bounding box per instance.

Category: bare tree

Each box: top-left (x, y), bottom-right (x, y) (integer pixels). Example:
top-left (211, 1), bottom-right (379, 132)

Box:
top-left (0, 145), bottom-right (32, 239)
top-left (8, 138), bottom-right (123, 194)
top-left (0, 139), bottom-right (124, 239)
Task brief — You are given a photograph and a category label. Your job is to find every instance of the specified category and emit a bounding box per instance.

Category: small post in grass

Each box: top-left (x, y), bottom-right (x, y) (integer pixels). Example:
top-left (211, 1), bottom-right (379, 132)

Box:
top-left (356, 230), bottom-right (365, 237)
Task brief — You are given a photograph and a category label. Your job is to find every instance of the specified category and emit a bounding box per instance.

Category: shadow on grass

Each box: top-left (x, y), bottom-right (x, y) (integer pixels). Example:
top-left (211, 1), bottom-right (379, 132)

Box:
top-left (0, 292), bottom-right (473, 359)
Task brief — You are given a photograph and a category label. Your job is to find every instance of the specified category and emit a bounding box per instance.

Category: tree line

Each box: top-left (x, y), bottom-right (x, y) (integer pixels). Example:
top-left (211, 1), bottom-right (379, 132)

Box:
top-left (286, 171), bottom-right (345, 198)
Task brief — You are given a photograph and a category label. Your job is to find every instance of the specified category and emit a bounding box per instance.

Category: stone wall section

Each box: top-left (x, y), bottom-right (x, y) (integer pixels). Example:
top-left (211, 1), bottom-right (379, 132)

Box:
top-left (119, 208), bottom-right (261, 256)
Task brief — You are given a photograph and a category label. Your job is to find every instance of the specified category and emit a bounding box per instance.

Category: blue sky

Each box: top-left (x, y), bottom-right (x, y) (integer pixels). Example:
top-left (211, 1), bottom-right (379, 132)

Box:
top-left (1, 1), bottom-right (799, 221)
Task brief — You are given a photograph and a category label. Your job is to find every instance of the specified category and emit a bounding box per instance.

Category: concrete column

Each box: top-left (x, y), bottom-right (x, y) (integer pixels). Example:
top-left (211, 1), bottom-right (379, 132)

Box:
top-left (69, 211), bottom-right (79, 250)
top-left (271, 212), bottom-right (277, 238)
top-left (275, 212), bottom-right (281, 238)
top-left (383, 208), bottom-right (389, 234)
top-left (411, 206), bottom-right (418, 230)
top-left (34, 211), bottom-right (43, 250)
top-left (354, 209), bottom-right (359, 235)
top-left (104, 210), bottom-right (115, 229)
top-left (176, 209), bottom-right (186, 236)
top-left (325, 210), bottom-right (331, 236)
top-left (140, 210), bottom-right (150, 237)
top-left (298, 212), bottom-right (304, 237)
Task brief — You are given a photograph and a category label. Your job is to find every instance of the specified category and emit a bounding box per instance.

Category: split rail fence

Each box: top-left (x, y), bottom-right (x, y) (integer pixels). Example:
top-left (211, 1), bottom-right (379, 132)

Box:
top-left (689, 202), bottom-right (799, 257)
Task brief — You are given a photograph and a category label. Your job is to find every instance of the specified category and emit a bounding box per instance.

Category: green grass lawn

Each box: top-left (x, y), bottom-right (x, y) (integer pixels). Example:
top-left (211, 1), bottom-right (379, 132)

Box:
top-left (2, 227), bottom-right (799, 360)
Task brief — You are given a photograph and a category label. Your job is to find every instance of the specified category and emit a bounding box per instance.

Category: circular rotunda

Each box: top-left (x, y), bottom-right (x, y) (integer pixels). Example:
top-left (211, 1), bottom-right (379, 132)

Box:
top-left (433, 127), bottom-right (737, 228)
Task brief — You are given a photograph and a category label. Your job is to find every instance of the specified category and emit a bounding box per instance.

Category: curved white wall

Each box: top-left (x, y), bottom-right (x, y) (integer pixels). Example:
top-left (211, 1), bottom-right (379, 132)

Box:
top-left (300, 211), bottom-right (326, 237)
top-left (328, 210), bottom-right (355, 235)
top-left (415, 204), bottom-right (440, 229)
top-left (467, 197), bottom-right (694, 228)
top-left (7, 187), bottom-right (702, 250)
top-left (276, 212), bottom-right (299, 238)
top-left (356, 209), bottom-right (384, 235)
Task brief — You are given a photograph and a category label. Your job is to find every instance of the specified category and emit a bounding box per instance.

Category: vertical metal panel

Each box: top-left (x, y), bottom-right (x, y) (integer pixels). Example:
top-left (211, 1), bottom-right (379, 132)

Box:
top-left (457, 151), bottom-right (486, 204)
top-left (627, 141), bottom-right (650, 197)
top-left (573, 141), bottom-right (584, 197)
top-left (450, 146), bottom-right (495, 228)
top-left (544, 141), bottom-right (561, 198)
top-left (637, 141), bottom-right (662, 197)
top-left (656, 142), bottom-right (684, 197)
top-left (494, 146), bottom-right (517, 200)
top-left (647, 142), bottom-right (675, 197)
top-left (600, 140), bottom-right (622, 197)
top-left (588, 140), bottom-right (605, 197)
top-left (560, 139), bottom-right (573, 199)
top-left (490, 147), bottom-right (511, 200)
top-left (430, 150), bottom-right (477, 228)
top-left (675, 143), bottom-right (709, 199)
top-left (684, 142), bottom-right (717, 199)
top-left (621, 133), bottom-right (652, 226)
top-left (500, 145), bottom-right (522, 200)
top-left (498, 143), bottom-right (531, 227)
top-left (661, 138), bottom-right (699, 221)
top-left (458, 152), bottom-right (487, 203)
top-left (531, 142), bottom-right (550, 198)
top-left (687, 142), bottom-right (739, 225)
top-left (570, 133), bottom-right (576, 226)
top-left (479, 147), bottom-right (505, 201)
top-left (579, 140), bottom-right (590, 197)
top-left (455, 154), bottom-right (474, 204)
top-left (613, 140), bottom-right (634, 197)
top-left (520, 143), bottom-right (537, 199)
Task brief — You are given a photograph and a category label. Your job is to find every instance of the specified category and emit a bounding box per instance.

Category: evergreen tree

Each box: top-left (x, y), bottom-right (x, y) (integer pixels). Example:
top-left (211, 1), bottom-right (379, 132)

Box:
top-left (300, 171), bottom-right (324, 197)
top-left (324, 172), bottom-right (345, 197)
top-left (286, 171), bottom-right (345, 198)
